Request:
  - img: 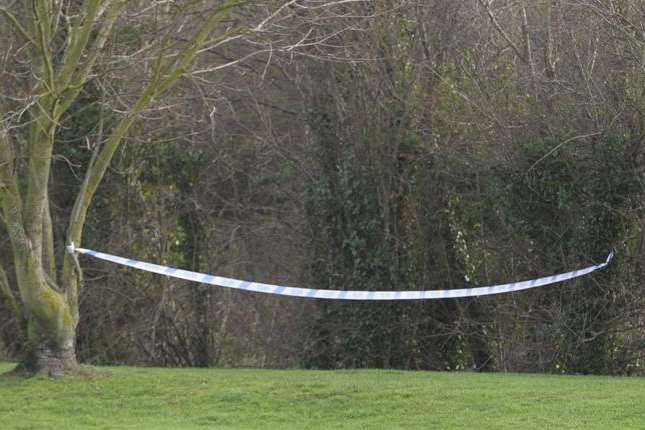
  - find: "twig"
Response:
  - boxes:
[527,131,602,172]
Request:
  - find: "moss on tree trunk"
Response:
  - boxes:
[12,253,79,377]
[18,331,77,377]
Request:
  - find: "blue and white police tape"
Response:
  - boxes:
[66,243,614,300]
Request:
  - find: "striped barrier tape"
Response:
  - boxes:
[67,244,614,300]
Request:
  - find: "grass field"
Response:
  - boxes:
[1,361,644,429]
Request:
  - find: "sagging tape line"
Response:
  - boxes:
[68,245,614,300]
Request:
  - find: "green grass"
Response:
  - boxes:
[1,362,644,429]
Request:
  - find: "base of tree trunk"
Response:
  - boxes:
[15,345,78,378]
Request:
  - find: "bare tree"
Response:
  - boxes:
[0,0,271,375]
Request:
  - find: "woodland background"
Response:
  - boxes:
[1,0,643,375]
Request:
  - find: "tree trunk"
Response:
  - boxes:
[462,300,494,372]
[19,326,77,377]
[12,253,79,377]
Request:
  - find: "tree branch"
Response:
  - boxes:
[32,0,57,93]
[543,0,556,79]
[56,0,105,94]
[42,196,56,281]
[60,1,127,112]
[478,0,527,63]
[155,1,249,95]
[0,127,29,256]
[0,263,23,322]
[66,0,248,248]
[3,120,70,333]
[0,7,37,46]
[521,4,537,97]
[62,0,248,314]
[22,105,57,258]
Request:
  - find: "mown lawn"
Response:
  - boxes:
[1,361,644,429]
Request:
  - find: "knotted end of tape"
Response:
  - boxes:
[66,242,76,254]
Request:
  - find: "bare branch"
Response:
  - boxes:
[477,0,527,63]
[42,196,56,281]
[255,0,298,32]
[0,263,22,322]
[0,127,29,255]
[56,0,103,92]
[527,131,603,172]
[32,0,57,93]
[0,7,37,46]
[543,0,556,79]
[59,0,127,112]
